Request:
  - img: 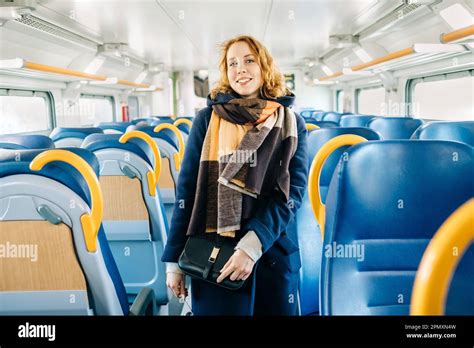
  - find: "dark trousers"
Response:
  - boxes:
[190,247,300,316]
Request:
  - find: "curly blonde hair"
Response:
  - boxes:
[210,35,289,100]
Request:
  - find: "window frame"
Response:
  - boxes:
[405,69,474,117]
[336,90,344,112]
[127,95,140,120]
[0,88,55,134]
[355,85,385,115]
[79,93,116,123]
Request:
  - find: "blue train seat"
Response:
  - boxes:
[130,118,156,125]
[298,127,380,316]
[367,117,423,139]
[340,115,377,128]
[411,121,474,147]
[321,112,342,124]
[320,140,473,315]
[128,125,182,212]
[49,127,103,147]
[305,120,339,129]
[97,122,132,134]
[81,133,169,308]
[173,118,193,143]
[0,148,155,315]
[0,135,55,150]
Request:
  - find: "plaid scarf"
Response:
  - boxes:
[187,96,298,238]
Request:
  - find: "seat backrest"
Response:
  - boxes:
[130,118,155,125]
[0,148,129,315]
[305,120,339,128]
[321,112,342,124]
[127,125,181,204]
[307,127,381,203]
[97,122,132,134]
[367,117,423,140]
[297,127,380,316]
[340,115,377,128]
[411,121,474,147]
[49,127,103,147]
[321,140,473,315]
[0,135,55,150]
[82,133,169,305]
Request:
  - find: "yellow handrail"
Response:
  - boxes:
[308,134,368,238]
[306,124,320,131]
[153,124,185,171]
[319,71,343,81]
[21,61,162,90]
[119,130,162,197]
[410,198,474,315]
[440,24,474,43]
[351,47,415,71]
[318,26,474,81]
[24,61,107,81]
[173,118,193,128]
[30,149,103,253]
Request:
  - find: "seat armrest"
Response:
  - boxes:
[129,287,157,316]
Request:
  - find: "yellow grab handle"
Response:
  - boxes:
[173,118,193,128]
[119,130,162,197]
[306,124,320,131]
[308,134,368,239]
[410,198,474,315]
[153,123,185,171]
[30,149,103,253]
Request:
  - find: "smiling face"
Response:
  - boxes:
[226,41,263,99]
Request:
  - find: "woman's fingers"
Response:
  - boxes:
[217,262,234,283]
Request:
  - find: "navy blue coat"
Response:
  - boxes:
[161,93,308,274]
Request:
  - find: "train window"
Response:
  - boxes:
[0,89,54,134]
[194,70,210,98]
[408,70,473,120]
[77,94,115,125]
[356,86,385,115]
[128,96,139,119]
[336,90,344,112]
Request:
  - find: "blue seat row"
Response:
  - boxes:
[0,147,156,315]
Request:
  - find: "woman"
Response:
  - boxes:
[162,35,308,315]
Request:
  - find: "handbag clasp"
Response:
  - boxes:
[208,246,221,263]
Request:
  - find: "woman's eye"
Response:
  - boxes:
[229,62,236,67]
[246,59,254,64]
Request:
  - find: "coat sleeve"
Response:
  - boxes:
[161,108,210,262]
[242,115,308,253]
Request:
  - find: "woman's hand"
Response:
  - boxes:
[166,272,188,298]
[217,249,255,283]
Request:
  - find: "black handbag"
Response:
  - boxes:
[178,234,246,290]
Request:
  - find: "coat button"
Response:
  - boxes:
[270,260,276,267]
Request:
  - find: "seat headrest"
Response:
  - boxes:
[325,140,473,241]
[412,121,474,147]
[81,133,155,167]
[368,117,423,140]
[0,135,55,150]
[305,120,339,128]
[49,127,103,142]
[321,112,342,124]
[0,148,99,206]
[127,125,180,151]
[339,115,377,128]
[97,122,132,133]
